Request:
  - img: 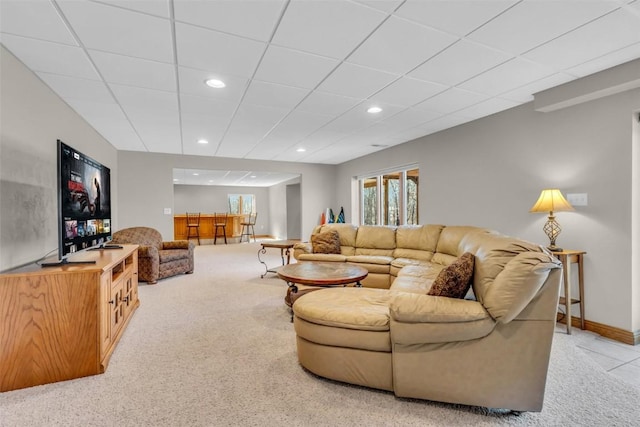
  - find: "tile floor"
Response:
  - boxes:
[560,325,640,390]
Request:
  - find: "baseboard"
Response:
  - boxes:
[557,314,639,345]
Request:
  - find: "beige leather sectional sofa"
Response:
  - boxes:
[291,223,562,412]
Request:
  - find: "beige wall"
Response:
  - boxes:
[0,46,118,270]
[336,79,640,333]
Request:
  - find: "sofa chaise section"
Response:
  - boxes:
[291,226,562,412]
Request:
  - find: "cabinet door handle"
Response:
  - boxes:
[109,299,115,305]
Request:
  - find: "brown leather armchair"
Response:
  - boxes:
[111,226,194,284]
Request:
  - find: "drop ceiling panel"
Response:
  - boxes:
[567,42,640,77]
[459,58,556,97]
[57,0,173,62]
[272,0,387,59]
[409,40,513,87]
[467,1,620,55]
[395,0,517,36]
[97,0,171,18]
[268,110,335,141]
[180,132,222,157]
[371,77,447,107]
[179,94,237,121]
[175,22,265,77]
[414,88,489,115]
[317,62,398,99]
[89,50,176,91]
[37,73,113,103]
[348,16,458,75]
[110,84,178,111]
[133,122,182,154]
[178,67,248,103]
[90,118,146,152]
[376,108,443,130]
[296,91,363,116]
[0,1,77,45]
[0,35,98,79]
[173,0,285,42]
[242,81,310,110]
[523,8,640,70]
[253,45,339,89]
[455,97,520,120]
[353,0,404,14]
[500,73,577,103]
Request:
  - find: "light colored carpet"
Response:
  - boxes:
[1,242,638,426]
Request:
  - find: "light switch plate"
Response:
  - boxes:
[164,208,172,215]
[566,193,588,206]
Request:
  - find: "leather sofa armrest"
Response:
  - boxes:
[162,240,191,250]
[293,242,312,259]
[389,293,495,344]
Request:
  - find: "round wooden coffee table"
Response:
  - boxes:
[278,262,368,312]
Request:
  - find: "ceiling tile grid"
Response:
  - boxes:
[1,0,639,170]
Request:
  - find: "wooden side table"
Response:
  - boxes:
[554,250,586,334]
[258,240,296,278]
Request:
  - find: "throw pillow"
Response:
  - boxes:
[311,230,341,254]
[428,252,475,299]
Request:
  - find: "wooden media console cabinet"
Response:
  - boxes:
[0,245,139,392]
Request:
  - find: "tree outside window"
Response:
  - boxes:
[360,167,418,226]
[228,194,255,215]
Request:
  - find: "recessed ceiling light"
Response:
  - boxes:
[205,78,225,88]
[296,148,306,152]
[192,173,199,176]
[197,139,208,144]
[173,178,179,182]
[250,175,256,178]
[367,106,382,114]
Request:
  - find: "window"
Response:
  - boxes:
[228,194,255,215]
[359,167,418,226]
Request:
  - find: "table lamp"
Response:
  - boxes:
[530,189,574,252]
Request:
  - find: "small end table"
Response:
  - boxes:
[554,250,586,334]
[258,240,296,278]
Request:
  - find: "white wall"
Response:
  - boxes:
[336,81,640,333]
[117,150,334,241]
[0,47,118,270]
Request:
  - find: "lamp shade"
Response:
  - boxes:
[530,189,574,214]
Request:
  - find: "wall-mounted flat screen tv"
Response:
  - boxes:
[44,140,113,266]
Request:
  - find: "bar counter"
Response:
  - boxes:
[174,214,244,241]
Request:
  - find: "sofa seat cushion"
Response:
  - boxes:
[295,316,391,352]
[158,249,189,263]
[389,275,433,294]
[294,287,392,332]
[345,255,393,265]
[297,253,347,262]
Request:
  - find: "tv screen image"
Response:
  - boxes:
[45,140,114,265]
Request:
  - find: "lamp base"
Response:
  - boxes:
[547,245,563,252]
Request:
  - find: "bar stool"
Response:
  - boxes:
[186,212,200,245]
[240,212,257,243]
[214,212,228,245]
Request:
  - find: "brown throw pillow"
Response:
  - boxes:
[428,252,475,299]
[311,230,341,254]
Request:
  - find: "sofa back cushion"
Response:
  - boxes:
[458,232,560,322]
[112,226,162,250]
[355,225,396,257]
[394,225,444,261]
[318,223,357,256]
[431,226,489,265]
